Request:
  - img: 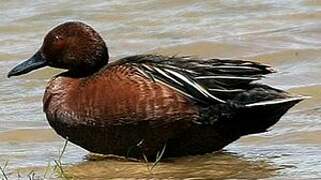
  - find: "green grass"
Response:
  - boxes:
[0,161,8,180]
[0,139,71,180]
[152,143,167,171]
[141,142,167,174]
[0,138,168,179]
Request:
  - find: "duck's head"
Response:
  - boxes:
[8,21,109,77]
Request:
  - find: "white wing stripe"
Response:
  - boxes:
[210,65,262,70]
[151,66,184,87]
[208,88,245,92]
[142,64,154,71]
[164,69,226,103]
[245,96,308,107]
[195,76,259,80]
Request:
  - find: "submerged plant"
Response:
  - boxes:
[152,143,167,171]
[51,138,72,179]
[0,139,71,180]
[0,161,8,180]
[141,142,167,174]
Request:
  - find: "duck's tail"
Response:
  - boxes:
[234,95,307,136]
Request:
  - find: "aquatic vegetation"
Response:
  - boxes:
[0,140,71,180]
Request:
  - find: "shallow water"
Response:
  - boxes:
[1,0,321,179]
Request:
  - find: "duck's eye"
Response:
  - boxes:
[55,35,63,41]
[54,35,65,50]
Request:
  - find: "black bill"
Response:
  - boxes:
[7,51,47,78]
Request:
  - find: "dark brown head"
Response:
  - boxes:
[8,21,109,77]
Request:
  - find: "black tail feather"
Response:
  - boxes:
[234,97,305,135]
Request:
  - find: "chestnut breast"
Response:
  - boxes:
[43,64,199,127]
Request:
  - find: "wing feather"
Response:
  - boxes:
[118,55,275,104]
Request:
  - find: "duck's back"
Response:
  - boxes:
[43,55,304,158]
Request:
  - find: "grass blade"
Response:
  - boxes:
[151,143,167,170]
[0,161,8,180]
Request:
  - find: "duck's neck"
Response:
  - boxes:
[61,62,108,78]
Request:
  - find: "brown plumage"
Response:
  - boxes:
[8,21,305,159]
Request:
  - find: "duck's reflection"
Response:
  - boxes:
[65,151,279,179]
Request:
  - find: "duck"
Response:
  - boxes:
[8,21,305,160]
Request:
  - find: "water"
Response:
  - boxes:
[1,0,321,179]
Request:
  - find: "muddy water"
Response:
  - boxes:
[1,0,321,179]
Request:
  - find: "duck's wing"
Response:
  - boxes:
[118,54,275,104]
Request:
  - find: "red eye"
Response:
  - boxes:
[54,35,65,50]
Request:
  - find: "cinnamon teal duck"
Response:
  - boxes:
[8,22,305,159]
